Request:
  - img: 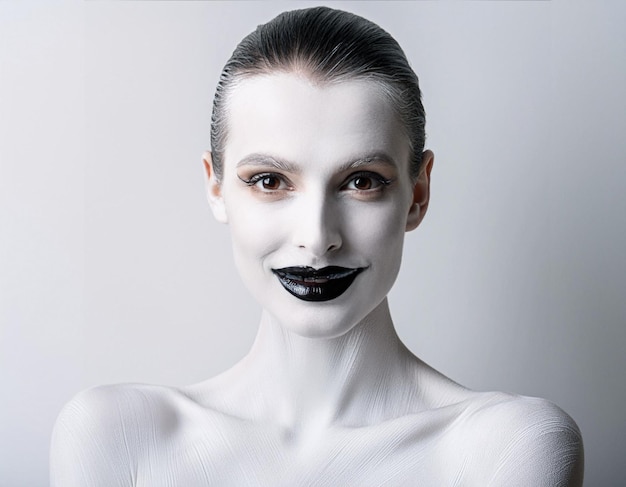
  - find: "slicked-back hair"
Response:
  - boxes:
[210,6,426,181]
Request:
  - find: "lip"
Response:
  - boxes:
[272,266,366,302]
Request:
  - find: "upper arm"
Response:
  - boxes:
[50,386,138,487]
[484,397,584,487]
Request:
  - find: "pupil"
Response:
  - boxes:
[263,177,278,189]
[355,177,371,190]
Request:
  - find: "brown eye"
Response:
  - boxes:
[343,172,390,192]
[238,172,290,192]
[353,176,372,190]
[261,176,281,190]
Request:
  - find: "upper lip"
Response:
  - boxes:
[272,266,365,283]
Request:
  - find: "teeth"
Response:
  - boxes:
[285,269,356,282]
[303,276,330,283]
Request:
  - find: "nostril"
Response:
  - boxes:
[291,199,342,255]
[295,236,341,254]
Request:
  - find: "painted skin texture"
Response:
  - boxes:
[50,74,583,486]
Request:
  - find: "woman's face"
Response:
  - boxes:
[206,72,431,338]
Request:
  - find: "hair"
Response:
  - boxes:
[210,6,426,181]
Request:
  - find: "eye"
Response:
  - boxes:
[351,176,375,191]
[342,172,392,192]
[258,175,281,190]
[238,172,291,192]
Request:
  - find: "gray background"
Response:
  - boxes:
[1,1,625,485]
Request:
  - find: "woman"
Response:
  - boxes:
[51,7,583,486]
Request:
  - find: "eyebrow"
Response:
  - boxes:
[339,153,397,172]
[236,153,298,172]
[236,152,398,173]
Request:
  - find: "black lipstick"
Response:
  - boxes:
[272,266,365,302]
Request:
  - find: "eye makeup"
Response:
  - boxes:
[237,170,394,195]
[237,172,295,195]
[341,171,393,192]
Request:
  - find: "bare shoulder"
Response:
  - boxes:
[50,383,188,487]
[52,382,186,438]
[463,391,584,486]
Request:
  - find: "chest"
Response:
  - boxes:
[134,415,483,487]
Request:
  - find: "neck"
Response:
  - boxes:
[239,298,419,430]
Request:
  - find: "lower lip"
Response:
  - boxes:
[272,267,365,302]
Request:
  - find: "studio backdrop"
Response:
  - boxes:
[1,1,625,485]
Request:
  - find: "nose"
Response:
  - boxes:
[291,190,342,257]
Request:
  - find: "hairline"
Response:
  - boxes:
[214,68,417,181]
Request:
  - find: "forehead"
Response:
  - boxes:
[222,73,410,172]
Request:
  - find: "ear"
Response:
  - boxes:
[202,151,228,223]
[406,150,434,232]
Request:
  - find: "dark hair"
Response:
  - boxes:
[210,6,426,180]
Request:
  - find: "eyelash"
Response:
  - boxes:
[341,171,392,192]
[238,173,291,191]
[237,171,393,194]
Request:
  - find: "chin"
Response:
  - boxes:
[243,267,397,339]
[282,316,358,339]
[266,293,384,340]
[282,322,359,340]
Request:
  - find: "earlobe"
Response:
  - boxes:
[406,150,434,232]
[202,151,228,224]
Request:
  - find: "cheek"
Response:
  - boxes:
[226,199,284,261]
[344,199,408,252]
[351,201,408,289]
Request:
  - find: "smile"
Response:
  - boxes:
[271,266,366,302]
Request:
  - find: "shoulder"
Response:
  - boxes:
[52,383,184,439]
[464,392,584,486]
[50,383,187,487]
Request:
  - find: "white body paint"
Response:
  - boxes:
[50,74,583,486]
